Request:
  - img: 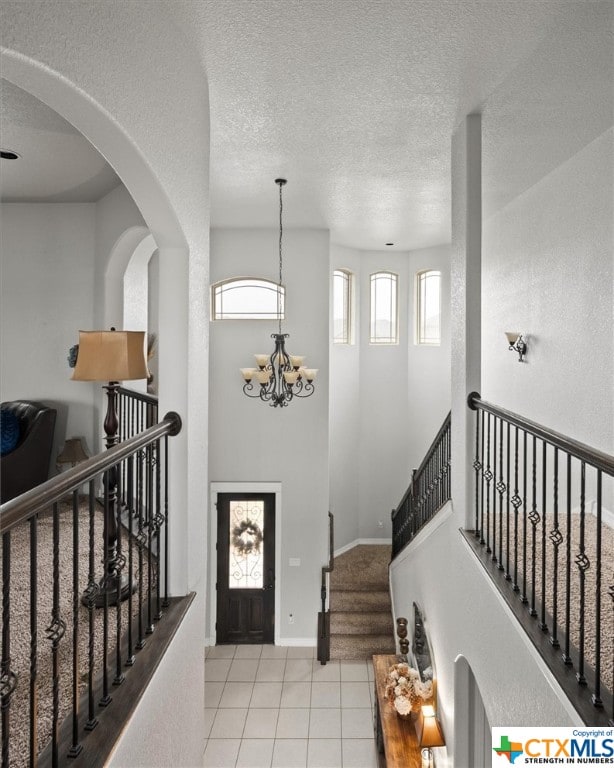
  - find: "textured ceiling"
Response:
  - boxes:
[1,1,611,250]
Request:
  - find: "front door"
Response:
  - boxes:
[216,493,275,644]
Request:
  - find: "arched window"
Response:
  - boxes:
[415,270,441,345]
[211,278,284,320]
[370,271,398,344]
[333,269,354,344]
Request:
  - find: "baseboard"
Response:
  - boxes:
[334,537,390,558]
[205,637,316,647]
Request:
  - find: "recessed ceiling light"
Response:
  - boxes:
[1,149,20,160]
[385,242,394,246]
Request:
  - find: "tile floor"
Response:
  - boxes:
[204,645,379,768]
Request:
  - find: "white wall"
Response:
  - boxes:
[0,203,97,463]
[329,244,452,548]
[482,128,614,455]
[208,227,330,642]
[329,244,362,547]
[407,244,451,468]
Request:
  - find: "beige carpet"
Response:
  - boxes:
[329,544,396,660]
[1,502,147,768]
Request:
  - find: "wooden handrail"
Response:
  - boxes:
[468,392,613,475]
[0,411,182,534]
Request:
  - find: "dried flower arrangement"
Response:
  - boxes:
[384,662,433,717]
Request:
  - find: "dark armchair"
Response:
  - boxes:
[0,400,57,504]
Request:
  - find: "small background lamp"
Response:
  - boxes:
[417,705,445,768]
[505,331,527,362]
[72,328,148,605]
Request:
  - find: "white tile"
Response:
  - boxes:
[236,738,275,768]
[205,658,232,682]
[340,682,371,708]
[341,739,379,768]
[308,708,342,739]
[257,659,286,682]
[276,708,310,738]
[261,645,289,659]
[220,682,255,708]
[228,659,259,682]
[311,682,341,709]
[251,682,283,708]
[208,645,237,659]
[339,662,369,682]
[287,646,315,659]
[244,708,280,738]
[205,681,225,708]
[235,644,264,659]
[210,708,248,739]
[203,739,241,767]
[284,659,313,682]
[204,709,217,739]
[341,709,373,740]
[308,738,342,768]
[281,681,312,708]
[272,738,308,768]
[312,661,341,682]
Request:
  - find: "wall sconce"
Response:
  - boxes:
[505,331,527,363]
[417,704,445,768]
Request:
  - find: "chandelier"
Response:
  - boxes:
[240,178,317,407]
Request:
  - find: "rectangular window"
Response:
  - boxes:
[415,270,441,345]
[370,272,398,344]
[333,269,353,344]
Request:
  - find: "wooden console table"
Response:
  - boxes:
[372,654,423,768]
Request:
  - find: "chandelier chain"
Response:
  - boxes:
[278,180,283,335]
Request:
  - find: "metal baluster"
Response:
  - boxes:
[521,431,528,605]
[146,443,154,635]
[563,454,572,666]
[163,435,170,607]
[528,435,539,617]
[114,461,125,687]
[47,502,66,767]
[99,483,112,708]
[549,448,562,648]
[511,425,521,592]
[29,515,38,767]
[2,531,17,768]
[136,447,146,650]
[491,416,497,561]
[485,413,492,553]
[155,438,163,620]
[497,417,506,570]
[480,411,485,544]
[576,461,588,686]
[539,441,548,632]
[592,470,603,707]
[505,421,511,580]
[84,483,98,730]
[126,455,136,666]
[68,491,83,757]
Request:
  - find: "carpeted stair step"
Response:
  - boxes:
[330,633,396,660]
[330,610,394,635]
[329,589,391,612]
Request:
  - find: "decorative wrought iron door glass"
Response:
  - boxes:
[229,500,264,589]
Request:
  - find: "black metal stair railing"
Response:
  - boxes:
[391,412,451,558]
[0,411,182,768]
[467,392,614,726]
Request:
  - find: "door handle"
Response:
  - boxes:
[262,568,275,591]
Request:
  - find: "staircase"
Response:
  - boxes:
[329,544,396,660]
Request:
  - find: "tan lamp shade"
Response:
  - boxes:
[57,438,89,465]
[417,705,445,749]
[71,330,149,382]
